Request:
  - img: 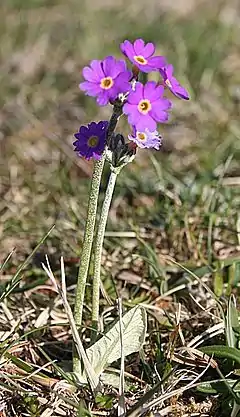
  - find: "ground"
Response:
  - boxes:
[0,0,240,416]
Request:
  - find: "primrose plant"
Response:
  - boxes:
[72,39,189,375]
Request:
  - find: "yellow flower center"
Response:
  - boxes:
[100,76,114,90]
[87,136,99,148]
[134,55,147,65]
[138,99,151,114]
[165,79,172,88]
[137,132,147,141]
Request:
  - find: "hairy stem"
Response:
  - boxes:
[73,154,105,372]
[91,170,118,340]
[106,102,123,144]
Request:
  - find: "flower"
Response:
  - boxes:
[120,39,166,73]
[123,81,172,131]
[159,64,189,100]
[79,56,132,106]
[128,127,161,149]
[73,121,108,160]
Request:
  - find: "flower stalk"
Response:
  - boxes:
[73,154,105,372]
[91,169,118,340]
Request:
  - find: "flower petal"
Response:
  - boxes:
[79,81,102,96]
[96,92,110,106]
[127,82,143,104]
[173,86,189,100]
[166,64,174,78]
[142,42,155,58]
[151,98,172,113]
[148,55,167,70]
[133,39,145,54]
[123,102,137,116]
[102,56,126,78]
[120,40,135,58]
[124,104,142,126]
[170,77,189,100]
[90,60,105,78]
[114,71,131,93]
[98,120,109,130]
[150,105,170,123]
[135,114,157,131]
[112,58,127,75]
[143,81,160,101]
[79,125,90,137]
[82,66,100,82]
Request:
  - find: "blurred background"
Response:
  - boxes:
[0,0,239,268]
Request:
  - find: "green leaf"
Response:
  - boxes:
[200,345,240,365]
[95,393,113,409]
[213,269,223,297]
[197,379,240,394]
[79,306,147,383]
[100,371,121,388]
[226,295,240,348]
[227,262,240,295]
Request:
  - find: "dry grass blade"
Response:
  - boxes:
[117,297,126,417]
[127,361,212,417]
[0,250,15,273]
[187,322,224,348]
[167,256,225,317]
[173,346,218,368]
[42,255,100,393]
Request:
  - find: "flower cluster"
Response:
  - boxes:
[74,39,189,161]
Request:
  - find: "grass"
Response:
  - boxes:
[0,0,240,415]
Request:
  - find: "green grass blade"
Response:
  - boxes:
[0,249,15,273]
[0,225,55,302]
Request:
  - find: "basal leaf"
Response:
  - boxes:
[79,306,147,383]
[200,345,240,365]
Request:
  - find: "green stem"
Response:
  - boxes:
[73,154,105,372]
[91,170,118,339]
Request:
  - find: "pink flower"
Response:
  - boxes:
[128,127,161,149]
[123,81,172,131]
[120,39,166,73]
[80,56,132,106]
[159,64,189,100]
